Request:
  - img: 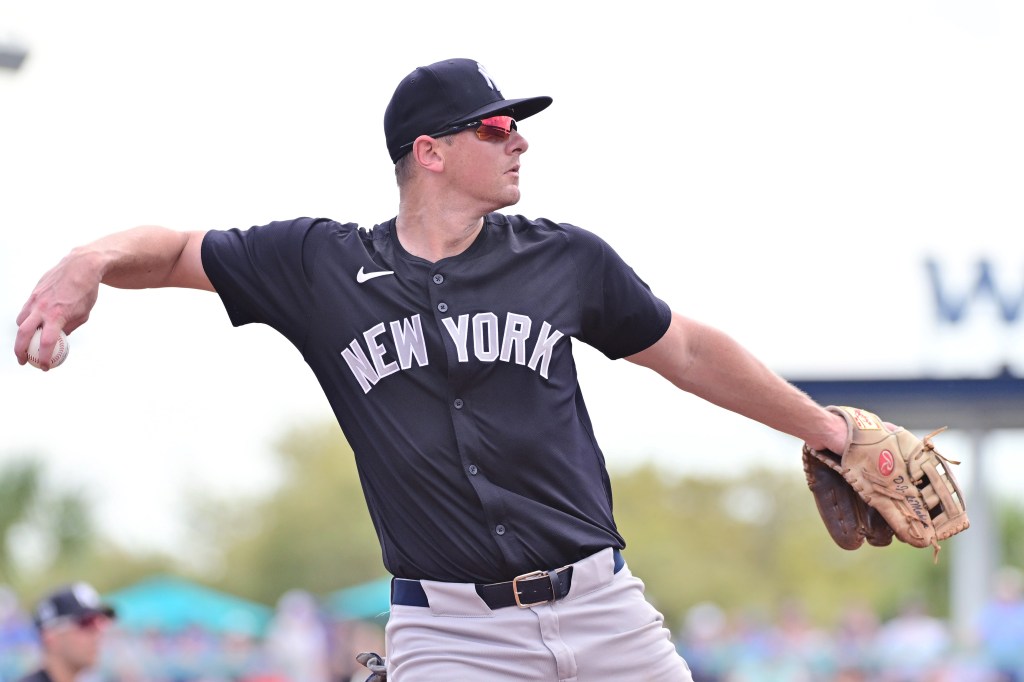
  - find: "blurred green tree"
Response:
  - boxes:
[610,462,957,630]
[999,499,1024,569]
[0,455,178,606]
[190,420,383,605]
[0,458,41,582]
[0,457,100,584]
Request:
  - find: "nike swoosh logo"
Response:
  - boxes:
[356,266,395,284]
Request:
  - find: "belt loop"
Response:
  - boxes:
[547,569,569,601]
[613,548,625,573]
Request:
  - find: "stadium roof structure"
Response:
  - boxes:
[790,367,1024,431]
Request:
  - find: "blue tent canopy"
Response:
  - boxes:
[104,575,273,638]
[324,576,392,622]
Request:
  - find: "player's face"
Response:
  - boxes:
[47,614,109,669]
[446,122,529,212]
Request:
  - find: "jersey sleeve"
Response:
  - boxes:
[567,225,672,359]
[200,217,331,347]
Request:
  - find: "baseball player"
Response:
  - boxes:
[19,582,116,682]
[15,58,852,680]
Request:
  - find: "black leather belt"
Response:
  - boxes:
[391,549,624,610]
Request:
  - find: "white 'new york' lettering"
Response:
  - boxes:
[441,312,564,378]
[473,313,500,362]
[500,313,532,364]
[342,311,565,393]
[391,315,429,369]
[527,321,564,379]
[342,314,429,394]
[442,315,471,362]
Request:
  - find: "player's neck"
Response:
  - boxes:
[41,655,80,682]
[395,205,486,262]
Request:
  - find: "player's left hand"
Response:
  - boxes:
[803,406,970,561]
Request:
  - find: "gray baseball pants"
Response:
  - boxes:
[385,548,694,681]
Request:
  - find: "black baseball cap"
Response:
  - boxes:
[384,58,552,163]
[33,582,116,630]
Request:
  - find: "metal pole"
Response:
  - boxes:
[950,429,998,642]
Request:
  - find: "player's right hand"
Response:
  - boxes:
[14,249,102,367]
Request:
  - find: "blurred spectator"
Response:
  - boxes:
[327,620,387,682]
[771,598,834,679]
[1,586,37,681]
[975,566,1024,682]
[871,596,952,682]
[18,582,116,682]
[722,602,818,682]
[676,601,730,681]
[264,589,330,682]
[7,577,1024,682]
[832,601,882,679]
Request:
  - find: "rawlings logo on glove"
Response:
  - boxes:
[803,406,970,561]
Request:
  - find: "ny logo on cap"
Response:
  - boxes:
[477,63,499,92]
[73,582,102,607]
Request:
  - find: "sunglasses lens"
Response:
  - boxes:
[76,614,102,629]
[476,116,516,142]
[481,115,514,132]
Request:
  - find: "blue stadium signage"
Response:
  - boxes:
[926,259,1024,325]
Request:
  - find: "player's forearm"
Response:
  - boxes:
[630,314,848,452]
[18,226,208,334]
[76,225,199,290]
[15,226,211,363]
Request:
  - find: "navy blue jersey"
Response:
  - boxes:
[201,213,672,583]
[16,670,53,682]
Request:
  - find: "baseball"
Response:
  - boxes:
[27,328,70,370]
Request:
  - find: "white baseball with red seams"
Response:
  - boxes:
[27,328,70,369]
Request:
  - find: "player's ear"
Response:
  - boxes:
[411,136,446,174]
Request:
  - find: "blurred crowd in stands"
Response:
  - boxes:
[3,567,1024,682]
[676,567,1024,681]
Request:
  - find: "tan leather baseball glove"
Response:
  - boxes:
[803,405,970,561]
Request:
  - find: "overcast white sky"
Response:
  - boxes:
[2,0,1023,556]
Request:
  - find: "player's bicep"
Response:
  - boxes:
[165,230,215,291]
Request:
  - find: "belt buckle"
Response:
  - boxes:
[512,570,549,608]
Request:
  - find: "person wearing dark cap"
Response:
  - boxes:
[15,58,852,680]
[19,582,115,682]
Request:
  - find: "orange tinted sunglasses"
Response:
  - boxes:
[471,116,517,142]
[401,116,518,153]
[75,614,106,630]
[46,613,107,631]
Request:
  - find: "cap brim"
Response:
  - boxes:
[455,95,553,126]
[83,605,117,620]
[35,605,116,630]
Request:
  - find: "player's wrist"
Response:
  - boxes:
[66,243,112,285]
[804,406,851,454]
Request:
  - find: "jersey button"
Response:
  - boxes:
[468,464,479,475]
[453,398,464,409]
[495,524,506,536]
[432,274,444,285]
[437,302,448,313]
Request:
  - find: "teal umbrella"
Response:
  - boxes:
[325,576,392,621]
[104,575,273,638]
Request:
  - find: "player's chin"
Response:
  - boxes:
[498,185,522,207]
